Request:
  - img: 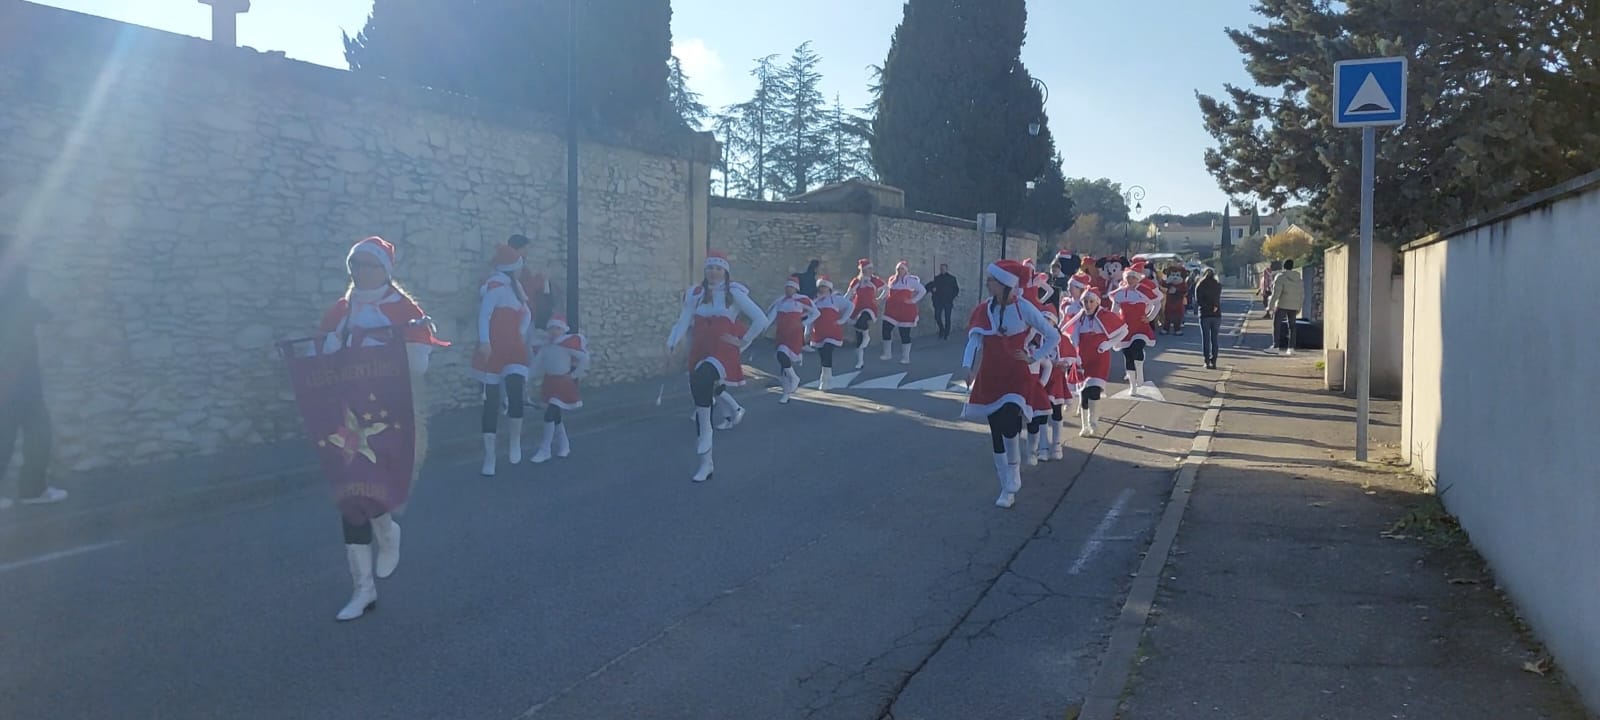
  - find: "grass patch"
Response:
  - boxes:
[1383,495,1467,547]
[1314,360,1326,371]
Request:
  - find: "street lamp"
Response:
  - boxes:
[1123,185,1146,217]
[1028,78,1049,136]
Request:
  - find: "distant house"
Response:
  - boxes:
[1152,212,1290,254]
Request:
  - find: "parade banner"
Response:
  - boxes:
[279,330,415,523]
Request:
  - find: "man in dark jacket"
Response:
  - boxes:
[1196,268,1224,369]
[926,264,960,340]
[0,235,67,508]
[796,259,821,299]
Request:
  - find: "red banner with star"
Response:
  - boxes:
[279,330,416,523]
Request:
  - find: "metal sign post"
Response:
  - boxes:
[1333,57,1406,461]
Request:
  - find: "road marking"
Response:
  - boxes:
[0,540,125,575]
[1069,489,1135,576]
[852,372,907,390]
[900,373,954,392]
[806,370,859,390]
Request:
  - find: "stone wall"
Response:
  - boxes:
[709,197,1039,338]
[0,1,713,472]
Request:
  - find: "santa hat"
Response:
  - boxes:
[1128,258,1149,277]
[705,251,731,272]
[785,275,801,290]
[347,236,395,276]
[546,313,569,333]
[857,258,873,269]
[817,276,834,290]
[1033,272,1051,289]
[986,259,1028,289]
[1080,256,1097,271]
[895,259,909,271]
[492,245,524,273]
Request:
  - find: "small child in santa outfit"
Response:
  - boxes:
[767,275,821,404]
[809,276,853,391]
[528,314,588,464]
[845,259,885,369]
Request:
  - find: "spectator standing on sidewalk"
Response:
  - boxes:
[795,259,821,299]
[0,234,68,509]
[1268,259,1304,355]
[1196,268,1223,369]
[926,264,960,340]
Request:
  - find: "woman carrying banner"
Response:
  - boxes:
[473,245,533,477]
[809,276,853,391]
[767,275,821,404]
[845,259,884,369]
[528,313,588,463]
[877,260,927,364]
[961,260,1059,510]
[317,236,448,622]
[667,251,770,482]
[1064,288,1128,437]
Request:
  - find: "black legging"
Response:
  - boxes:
[986,404,1024,453]
[818,344,835,368]
[1122,339,1147,365]
[1027,414,1047,434]
[545,405,563,424]
[881,321,911,344]
[854,314,873,347]
[482,375,526,433]
[343,517,373,545]
[934,302,954,338]
[1052,404,1064,421]
[690,361,724,408]
[1080,386,1103,409]
[777,352,793,370]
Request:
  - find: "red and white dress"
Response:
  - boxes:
[319,286,450,372]
[533,332,589,410]
[471,273,532,384]
[1064,307,1129,391]
[768,293,821,361]
[961,297,1060,420]
[667,281,769,386]
[1108,280,1161,347]
[810,293,854,347]
[846,274,884,323]
[880,273,927,328]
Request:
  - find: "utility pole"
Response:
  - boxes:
[564,0,581,332]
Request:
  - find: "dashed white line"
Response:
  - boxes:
[0,540,125,574]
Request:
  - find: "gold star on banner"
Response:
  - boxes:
[318,440,328,448]
[379,410,389,419]
[363,412,374,421]
[325,406,389,464]
[368,393,378,402]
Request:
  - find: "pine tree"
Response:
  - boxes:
[1198,0,1600,245]
[668,56,709,130]
[819,94,875,185]
[715,55,783,199]
[768,42,830,197]
[343,0,676,131]
[873,0,1053,224]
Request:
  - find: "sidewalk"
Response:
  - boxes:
[1103,336,1592,717]
[0,342,791,556]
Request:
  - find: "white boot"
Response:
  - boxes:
[1037,423,1054,463]
[855,346,866,369]
[1134,360,1146,388]
[507,418,523,465]
[993,453,1016,509]
[819,367,833,392]
[371,514,401,579]
[693,407,715,482]
[480,433,497,476]
[1003,435,1024,494]
[1079,406,1093,437]
[553,423,571,458]
[531,421,556,463]
[336,545,378,622]
[1024,429,1040,467]
[1085,404,1099,436]
[900,342,912,365]
[715,392,745,430]
[780,368,799,404]
[880,340,893,361]
[1049,419,1065,460]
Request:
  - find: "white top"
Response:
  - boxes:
[666,281,770,351]
[962,299,1058,368]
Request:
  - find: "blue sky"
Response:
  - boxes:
[34,0,1266,214]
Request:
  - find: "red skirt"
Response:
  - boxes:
[542,374,582,410]
[962,332,1034,420]
[811,316,846,347]
[775,312,807,360]
[472,306,530,384]
[1077,331,1115,389]
[883,290,919,327]
[1046,363,1073,405]
[689,316,747,386]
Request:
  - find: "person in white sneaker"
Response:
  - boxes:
[666,251,770,482]
[0,235,67,508]
[314,236,448,622]
[1268,259,1304,355]
[527,313,588,464]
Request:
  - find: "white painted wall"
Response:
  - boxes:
[1323,241,1404,398]
[1402,170,1600,711]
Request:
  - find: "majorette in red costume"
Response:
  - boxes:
[667,251,770,482]
[961,259,1060,510]
[767,275,821,404]
[314,236,448,622]
[809,276,854,391]
[473,245,534,476]
[1063,287,1128,437]
[1068,256,1106,299]
[877,259,928,364]
[528,313,589,464]
[1030,271,1072,463]
[845,258,885,369]
[1107,258,1166,401]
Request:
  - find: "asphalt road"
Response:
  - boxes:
[0,295,1256,720]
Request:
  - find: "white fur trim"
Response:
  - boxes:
[961,395,1029,421]
[705,256,731,272]
[986,263,1020,288]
